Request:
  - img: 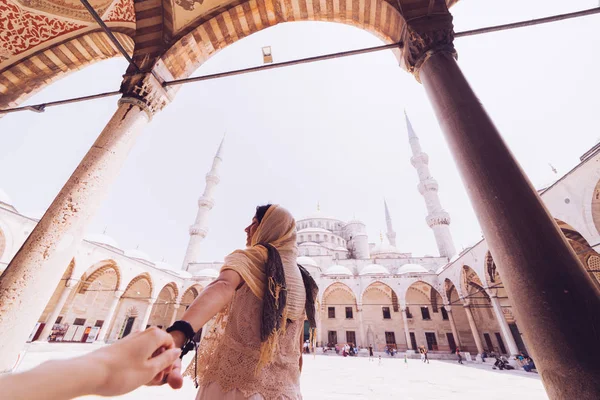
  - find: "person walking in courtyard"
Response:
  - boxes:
[419,346,425,362]
[369,344,374,361]
[423,347,430,364]
[155,204,319,399]
[456,347,464,364]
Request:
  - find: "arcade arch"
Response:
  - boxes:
[444,278,478,353]
[405,281,452,352]
[148,282,179,329]
[176,284,203,320]
[108,273,153,340]
[321,282,359,347]
[362,281,402,351]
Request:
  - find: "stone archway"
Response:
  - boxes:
[405,280,451,352]
[109,273,153,340]
[554,219,600,288]
[362,281,401,351]
[321,282,358,347]
[148,282,179,329]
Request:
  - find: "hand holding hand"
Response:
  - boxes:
[87,327,181,396]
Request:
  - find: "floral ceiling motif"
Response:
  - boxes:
[15,0,114,22]
[104,0,135,23]
[0,0,84,62]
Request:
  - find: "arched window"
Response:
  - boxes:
[324,235,328,242]
[308,235,312,242]
[299,235,304,242]
[316,234,320,242]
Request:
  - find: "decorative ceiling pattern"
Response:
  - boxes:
[15,0,114,22]
[0,0,85,62]
[104,0,135,23]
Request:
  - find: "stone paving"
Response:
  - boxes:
[17,345,548,399]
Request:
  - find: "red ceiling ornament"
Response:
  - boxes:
[104,0,135,23]
[0,0,84,61]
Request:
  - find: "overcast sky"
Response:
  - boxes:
[1,0,599,267]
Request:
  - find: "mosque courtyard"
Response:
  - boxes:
[17,344,547,399]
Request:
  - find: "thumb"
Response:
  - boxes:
[149,348,180,372]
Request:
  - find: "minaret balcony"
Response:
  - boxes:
[205,173,221,185]
[189,225,209,237]
[426,212,451,227]
[198,196,215,209]
[410,153,429,167]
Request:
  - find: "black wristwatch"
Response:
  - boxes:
[166,320,196,359]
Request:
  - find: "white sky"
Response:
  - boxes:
[0,0,599,266]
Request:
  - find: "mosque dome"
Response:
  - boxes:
[297,256,318,267]
[297,227,330,234]
[85,233,120,249]
[334,246,349,252]
[370,242,402,257]
[359,263,389,276]
[346,219,365,225]
[323,264,353,276]
[125,249,152,261]
[173,270,192,279]
[0,188,12,205]
[194,268,219,278]
[299,242,320,247]
[155,261,176,271]
[396,263,428,274]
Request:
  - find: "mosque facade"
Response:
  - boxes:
[1,117,599,360]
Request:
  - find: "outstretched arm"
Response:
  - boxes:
[0,327,180,400]
[155,269,243,388]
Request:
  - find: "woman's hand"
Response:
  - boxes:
[88,327,181,396]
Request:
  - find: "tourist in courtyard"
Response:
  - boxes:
[304,340,310,354]
[369,344,374,361]
[419,346,425,362]
[423,347,430,364]
[0,327,181,400]
[456,347,464,364]
[154,204,319,399]
[522,356,536,372]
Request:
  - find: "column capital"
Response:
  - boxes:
[65,278,79,288]
[113,290,124,299]
[400,12,456,82]
[173,304,181,309]
[147,298,156,304]
[444,305,452,312]
[120,72,174,119]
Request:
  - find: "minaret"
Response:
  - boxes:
[406,111,456,259]
[182,137,225,270]
[384,199,397,247]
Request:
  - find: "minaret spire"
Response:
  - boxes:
[384,199,397,247]
[182,136,225,270]
[406,113,456,259]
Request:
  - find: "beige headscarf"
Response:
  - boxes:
[221,204,298,301]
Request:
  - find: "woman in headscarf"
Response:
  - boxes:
[158,204,318,400]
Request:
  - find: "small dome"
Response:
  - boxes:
[397,263,428,274]
[359,263,389,276]
[85,233,120,249]
[297,256,318,267]
[299,242,320,246]
[155,261,175,270]
[371,242,401,256]
[125,249,152,261]
[194,268,219,278]
[173,270,192,279]
[324,264,353,276]
[297,227,331,234]
[0,188,12,205]
[334,246,348,252]
[346,219,365,225]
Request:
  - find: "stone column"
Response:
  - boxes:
[401,308,412,352]
[37,278,78,342]
[357,303,365,348]
[139,299,155,331]
[401,9,600,398]
[463,304,483,354]
[169,304,180,327]
[489,295,519,355]
[315,311,322,347]
[97,290,124,343]
[0,73,172,372]
[445,305,461,348]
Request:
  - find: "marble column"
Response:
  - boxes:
[98,290,124,342]
[463,304,483,354]
[139,299,155,331]
[400,9,600,397]
[315,312,322,347]
[169,304,180,327]
[0,73,172,372]
[489,295,519,355]
[401,308,412,351]
[38,278,78,342]
[445,305,461,348]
